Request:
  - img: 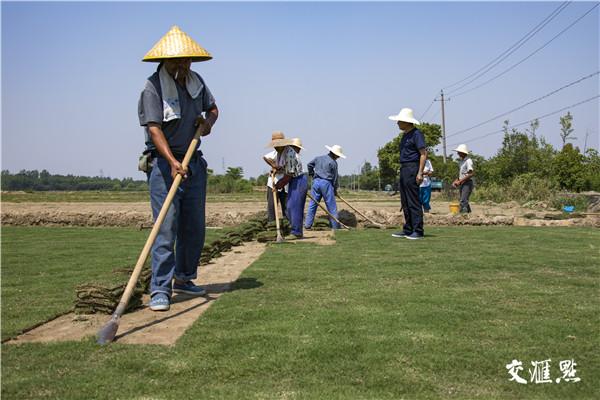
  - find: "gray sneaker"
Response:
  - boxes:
[391,232,409,238]
[173,281,207,296]
[405,232,424,240]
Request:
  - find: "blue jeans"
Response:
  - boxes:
[147,155,207,297]
[305,178,339,229]
[286,174,308,236]
[419,185,432,211]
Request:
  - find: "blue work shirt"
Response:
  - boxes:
[399,128,426,163]
[307,154,339,189]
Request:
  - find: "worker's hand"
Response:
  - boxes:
[195,116,212,137]
[416,173,423,185]
[170,160,188,180]
[452,179,460,188]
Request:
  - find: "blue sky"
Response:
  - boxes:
[2,1,598,179]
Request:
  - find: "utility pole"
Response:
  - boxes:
[584,129,589,153]
[440,90,448,163]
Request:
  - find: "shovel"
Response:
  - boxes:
[271,171,284,243]
[97,117,207,345]
[336,193,385,228]
[307,192,350,230]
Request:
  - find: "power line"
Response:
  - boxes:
[443,1,571,91]
[419,97,437,120]
[446,71,599,139]
[447,95,600,148]
[448,2,599,98]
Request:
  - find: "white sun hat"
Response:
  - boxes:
[454,144,470,154]
[325,145,346,159]
[388,108,420,125]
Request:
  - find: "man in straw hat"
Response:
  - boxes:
[388,108,427,240]
[138,26,219,311]
[263,131,287,222]
[304,145,346,230]
[452,144,475,213]
[275,138,308,238]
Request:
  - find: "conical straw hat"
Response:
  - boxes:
[142,26,212,62]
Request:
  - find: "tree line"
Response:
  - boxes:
[3,112,598,198]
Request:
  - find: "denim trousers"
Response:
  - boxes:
[305,178,339,229]
[399,165,424,236]
[286,174,308,236]
[147,155,207,297]
[419,185,432,211]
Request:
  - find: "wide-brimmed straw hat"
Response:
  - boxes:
[388,108,420,125]
[273,138,305,150]
[454,144,470,154]
[265,131,285,148]
[325,145,346,159]
[142,26,212,62]
[289,138,304,150]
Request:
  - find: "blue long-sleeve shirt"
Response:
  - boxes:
[307,154,339,189]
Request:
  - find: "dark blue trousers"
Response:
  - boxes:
[286,174,308,236]
[400,164,424,236]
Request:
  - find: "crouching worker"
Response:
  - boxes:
[138,26,219,311]
[305,145,346,230]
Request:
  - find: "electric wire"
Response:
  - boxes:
[446,71,599,139]
[447,95,599,148]
[419,97,437,120]
[448,2,599,98]
[443,1,571,91]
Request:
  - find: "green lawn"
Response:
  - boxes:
[1,227,221,339]
[1,189,398,203]
[2,227,598,399]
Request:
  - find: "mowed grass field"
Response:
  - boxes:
[2,189,398,203]
[2,226,599,399]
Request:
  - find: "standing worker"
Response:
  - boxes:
[452,144,475,213]
[275,138,308,238]
[388,108,427,240]
[138,26,219,311]
[263,131,287,222]
[304,145,346,230]
[419,156,434,213]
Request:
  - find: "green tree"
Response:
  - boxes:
[225,167,244,180]
[559,112,576,148]
[552,143,586,191]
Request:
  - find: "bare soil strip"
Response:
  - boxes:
[6,231,334,346]
[3,200,598,227]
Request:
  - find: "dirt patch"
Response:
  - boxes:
[3,200,599,228]
[6,231,335,346]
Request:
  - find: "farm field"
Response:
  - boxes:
[4,190,598,229]
[2,226,599,399]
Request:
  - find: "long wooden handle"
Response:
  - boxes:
[336,194,382,226]
[113,120,205,317]
[271,172,283,240]
[307,192,350,229]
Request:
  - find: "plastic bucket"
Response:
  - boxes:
[449,202,460,214]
